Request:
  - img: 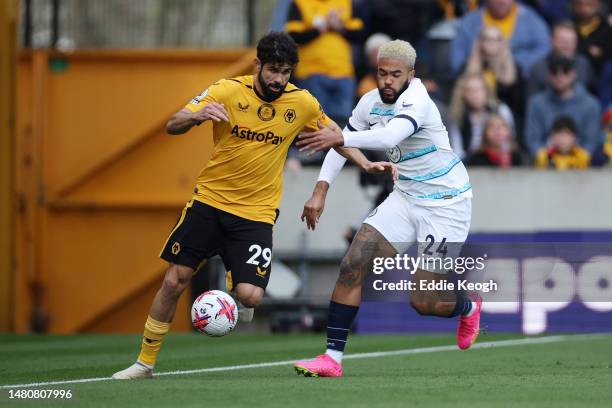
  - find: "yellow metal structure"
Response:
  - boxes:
[14,48,255,333]
[0,0,19,332]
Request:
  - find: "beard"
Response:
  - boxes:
[378,80,409,104]
[257,70,286,100]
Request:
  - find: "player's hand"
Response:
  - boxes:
[297,121,344,155]
[193,102,229,123]
[363,161,399,181]
[301,193,325,230]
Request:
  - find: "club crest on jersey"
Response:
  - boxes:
[284,108,296,123]
[257,103,276,121]
[171,242,181,255]
[387,146,401,163]
[238,101,249,112]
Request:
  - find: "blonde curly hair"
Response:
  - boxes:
[377,39,417,70]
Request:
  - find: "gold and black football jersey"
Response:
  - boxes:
[184,75,329,225]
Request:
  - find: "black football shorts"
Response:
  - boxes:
[160,200,274,290]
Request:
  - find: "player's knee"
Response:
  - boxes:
[239,294,261,308]
[235,284,263,308]
[162,264,192,297]
[410,298,436,316]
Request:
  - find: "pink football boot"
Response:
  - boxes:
[294,354,343,378]
[457,294,483,350]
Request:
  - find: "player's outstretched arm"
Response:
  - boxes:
[334,147,398,181]
[300,145,397,230]
[324,121,383,173]
[297,116,415,152]
[166,103,229,135]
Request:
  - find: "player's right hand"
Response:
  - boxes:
[193,102,229,123]
[363,161,399,181]
[301,194,325,231]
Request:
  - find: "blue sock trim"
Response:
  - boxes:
[326,301,359,352]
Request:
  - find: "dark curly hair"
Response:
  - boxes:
[550,115,577,135]
[256,31,299,66]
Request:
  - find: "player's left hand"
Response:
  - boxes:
[301,193,325,230]
[363,161,399,181]
[297,121,344,155]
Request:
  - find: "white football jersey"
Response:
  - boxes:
[347,78,472,206]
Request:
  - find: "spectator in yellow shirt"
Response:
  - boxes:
[536,115,591,169]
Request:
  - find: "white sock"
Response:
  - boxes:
[464,301,477,317]
[325,349,343,364]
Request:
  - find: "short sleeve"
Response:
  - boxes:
[184,81,226,112]
[302,94,331,132]
[346,94,372,131]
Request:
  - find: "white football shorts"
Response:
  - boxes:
[363,189,472,273]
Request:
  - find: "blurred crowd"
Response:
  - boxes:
[279,0,612,171]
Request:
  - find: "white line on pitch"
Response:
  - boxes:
[0,334,608,389]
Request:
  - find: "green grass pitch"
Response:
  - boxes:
[1,332,611,407]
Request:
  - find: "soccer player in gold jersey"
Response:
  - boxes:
[112,32,395,380]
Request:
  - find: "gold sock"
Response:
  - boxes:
[137,315,170,367]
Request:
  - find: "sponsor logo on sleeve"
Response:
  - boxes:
[190,88,209,105]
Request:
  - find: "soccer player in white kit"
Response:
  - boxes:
[294,40,481,378]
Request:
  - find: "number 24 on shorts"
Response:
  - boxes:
[423,235,448,257]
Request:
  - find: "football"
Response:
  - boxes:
[191,290,238,337]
